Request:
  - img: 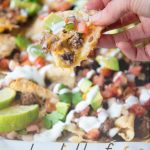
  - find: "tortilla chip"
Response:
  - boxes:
[69,136,97,143]
[115,113,135,141]
[46,64,75,88]
[9,78,58,101]
[41,10,103,68]
[0,5,27,33]
[65,123,85,137]
[0,34,16,58]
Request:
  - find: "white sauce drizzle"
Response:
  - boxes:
[139,88,150,105]
[86,70,95,79]
[51,21,66,35]
[59,88,70,95]
[34,121,65,142]
[78,116,101,132]
[97,108,108,124]
[2,66,45,86]
[124,95,139,109]
[77,78,86,87]
[113,71,122,82]
[53,83,61,94]
[86,85,99,104]
[72,87,80,93]
[108,128,120,137]
[75,101,88,113]
[107,100,123,118]
[39,64,52,78]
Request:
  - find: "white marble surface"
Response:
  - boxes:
[0,138,149,150]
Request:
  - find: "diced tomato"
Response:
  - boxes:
[20,52,28,62]
[0,58,9,70]
[129,104,147,117]
[102,84,122,99]
[2,0,9,8]
[92,75,105,86]
[129,66,142,76]
[143,99,150,107]
[99,68,112,77]
[77,21,89,34]
[86,129,101,140]
[123,86,136,98]
[53,2,71,11]
[113,73,128,87]
[80,106,90,116]
[35,57,45,68]
[102,90,113,99]
[45,99,56,113]
[26,124,39,133]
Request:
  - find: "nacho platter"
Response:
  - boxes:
[0,0,149,150]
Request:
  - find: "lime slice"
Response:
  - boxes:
[0,105,39,132]
[0,88,16,110]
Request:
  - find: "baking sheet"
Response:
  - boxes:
[0,138,150,150]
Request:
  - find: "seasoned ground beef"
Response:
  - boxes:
[20,92,42,106]
[100,119,114,134]
[135,117,150,138]
[60,51,75,64]
[68,32,83,49]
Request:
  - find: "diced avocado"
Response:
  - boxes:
[58,88,72,104]
[11,0,41,16]
[43,111,64,129]
[16,35,30,50]
[78,78,92,93]
[44,14,65,31]
[96,56,119,71]
[56,102,70,116]
[25,3,41,16]
[91,92,103,111]
[43,115,52,129]
[72,89,82,106]
[65,23,75,32]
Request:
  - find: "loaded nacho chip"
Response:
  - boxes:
[41,10,103,68]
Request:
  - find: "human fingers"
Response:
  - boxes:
[90,0,150,26]
[117,41,150,61]
[85,0,111,10]
[99,17,150,48]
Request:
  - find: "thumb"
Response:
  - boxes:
[90,0,150,26]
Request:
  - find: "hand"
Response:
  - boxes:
[86,0,150,61]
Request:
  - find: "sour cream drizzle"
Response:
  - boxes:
[2,66,45,86]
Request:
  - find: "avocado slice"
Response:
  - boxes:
[58,88,72,104]
[78,78,92,93]
[56,102,70,116]
[43,111,65,129]
[96,56,119,71]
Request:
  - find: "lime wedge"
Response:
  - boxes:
[0,88,16,110]
[0,105,39,132]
